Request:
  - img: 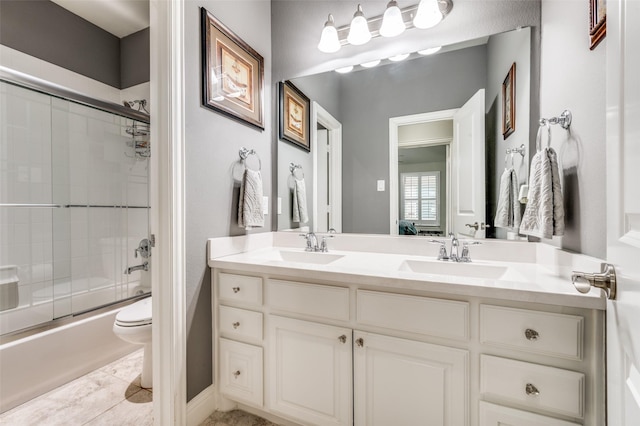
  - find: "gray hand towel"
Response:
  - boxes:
[238,168,264,229]
[494,168,521,229]
[292,178,309,224]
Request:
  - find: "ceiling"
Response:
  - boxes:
[51,0,149,38]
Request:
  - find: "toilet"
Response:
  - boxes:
[113,296,152,388]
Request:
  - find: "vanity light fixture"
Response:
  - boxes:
[318,14,341,53]
[361,59,382,68]
[417,46,442,55]
[347,4,372,45]
[335,66,354,74]
[317,0,453,53]
[389,53,411,62]
[379,0,406,37]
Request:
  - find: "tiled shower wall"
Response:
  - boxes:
[0,82,149,335]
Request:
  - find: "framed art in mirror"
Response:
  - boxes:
[279,81,310,151]
[201,8,264,130]
[502,62,516,140]
[589,0,606,50]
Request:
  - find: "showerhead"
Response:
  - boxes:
[122,99,149,114]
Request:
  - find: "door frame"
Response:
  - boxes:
[389,109,457,235]
[311,102,343,233]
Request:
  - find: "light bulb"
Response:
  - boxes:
[318,14,341,53]
[417,46,442,55]
[347,4,372,46]
[413,0,443,29]
[379,0,405,38]
[389,53,410,62]
[361,59,381,68]
[335,66,354,74]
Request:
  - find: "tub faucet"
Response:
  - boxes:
[125,261,148,274]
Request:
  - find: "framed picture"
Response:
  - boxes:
[279,81,310,151]
[502,63,516,140]
[201,8,264,130]
[589,0,606,50]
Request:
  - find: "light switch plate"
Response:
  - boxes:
[377,180,385,191]
[263,196,269,214]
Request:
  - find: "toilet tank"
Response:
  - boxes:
[0,265,19,312]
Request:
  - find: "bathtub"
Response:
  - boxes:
[0,302,141,413]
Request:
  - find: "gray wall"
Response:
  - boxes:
[184,0,272,401]
[0,0,149,89]
[340,47,487,233]
[486,28,532,238]
[539,0,605,259]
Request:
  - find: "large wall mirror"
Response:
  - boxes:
[277,26,535,240]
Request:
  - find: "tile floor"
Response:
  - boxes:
[0,349,278,426]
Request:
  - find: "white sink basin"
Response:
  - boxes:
[260,250,345,265]
[399,260,508,280]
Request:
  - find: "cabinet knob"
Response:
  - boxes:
[338,335,347,344]
[524,328,539,341]
[232,287,240,293]
[233,370,241,378]
[232,321,240,329]
[525,383,540,396]
[356,338,364,347]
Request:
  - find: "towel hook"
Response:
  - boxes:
[289,162,304,179]
[539,109,572,130]
[239,147,261,171]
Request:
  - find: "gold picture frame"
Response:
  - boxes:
[589,0,606,50]
[279,81,310,151]
[502,62,516,140]
[201,8,264,130]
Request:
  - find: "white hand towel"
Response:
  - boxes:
[519,147,564,238]
[494,168,521,229]
[238,168,264,229]
[292,178,309,224]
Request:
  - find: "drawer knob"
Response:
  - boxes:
[232,321,240,329]
[524,328,539,341]
[356,338,364,347]
[232,287,240,293]
[233,370,241,378]
[525,383,540,396]
[338,335,347,344]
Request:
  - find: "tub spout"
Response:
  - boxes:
[125,261,148,274]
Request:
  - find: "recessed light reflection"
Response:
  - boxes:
[417,46,442,55]
[335,66,354,74]
[388,53,410,62]
[361,59,381,68]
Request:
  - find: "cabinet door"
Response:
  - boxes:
[354,331,469,426]
[267,316,352,426]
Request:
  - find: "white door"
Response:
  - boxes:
[316,127,330,232]
[605,0,640,424]
[353,331,469,426]
[452,89,486,238]
[267,316,352,425]
[312,102,342,233]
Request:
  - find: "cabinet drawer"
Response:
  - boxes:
[479,401,581,426]
[219,338,263,407]
[267,279,349,321]
[356,290,469,340]
[219,273,262,306]
[219,306,263,342]
[480,355,584,419]
[480,305,583,360]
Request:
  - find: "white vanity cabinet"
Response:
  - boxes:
[212,269,604,426]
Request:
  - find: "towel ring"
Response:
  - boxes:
[536,121,551,151]
[289,162,304,179]
[504,152,515,168]
[239,147,261,171]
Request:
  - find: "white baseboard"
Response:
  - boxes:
[186,385,217,426]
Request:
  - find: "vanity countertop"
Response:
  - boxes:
[208,232,606,310]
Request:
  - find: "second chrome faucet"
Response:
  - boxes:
[430,233,480,262]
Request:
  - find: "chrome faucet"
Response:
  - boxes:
[449,233,460,262]
[429,233,480,262]
[125,261,148,274]
[299,232,332,252]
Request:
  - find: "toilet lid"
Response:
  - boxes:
[116,296,152,326]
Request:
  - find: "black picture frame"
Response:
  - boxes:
[279,81,311,151]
